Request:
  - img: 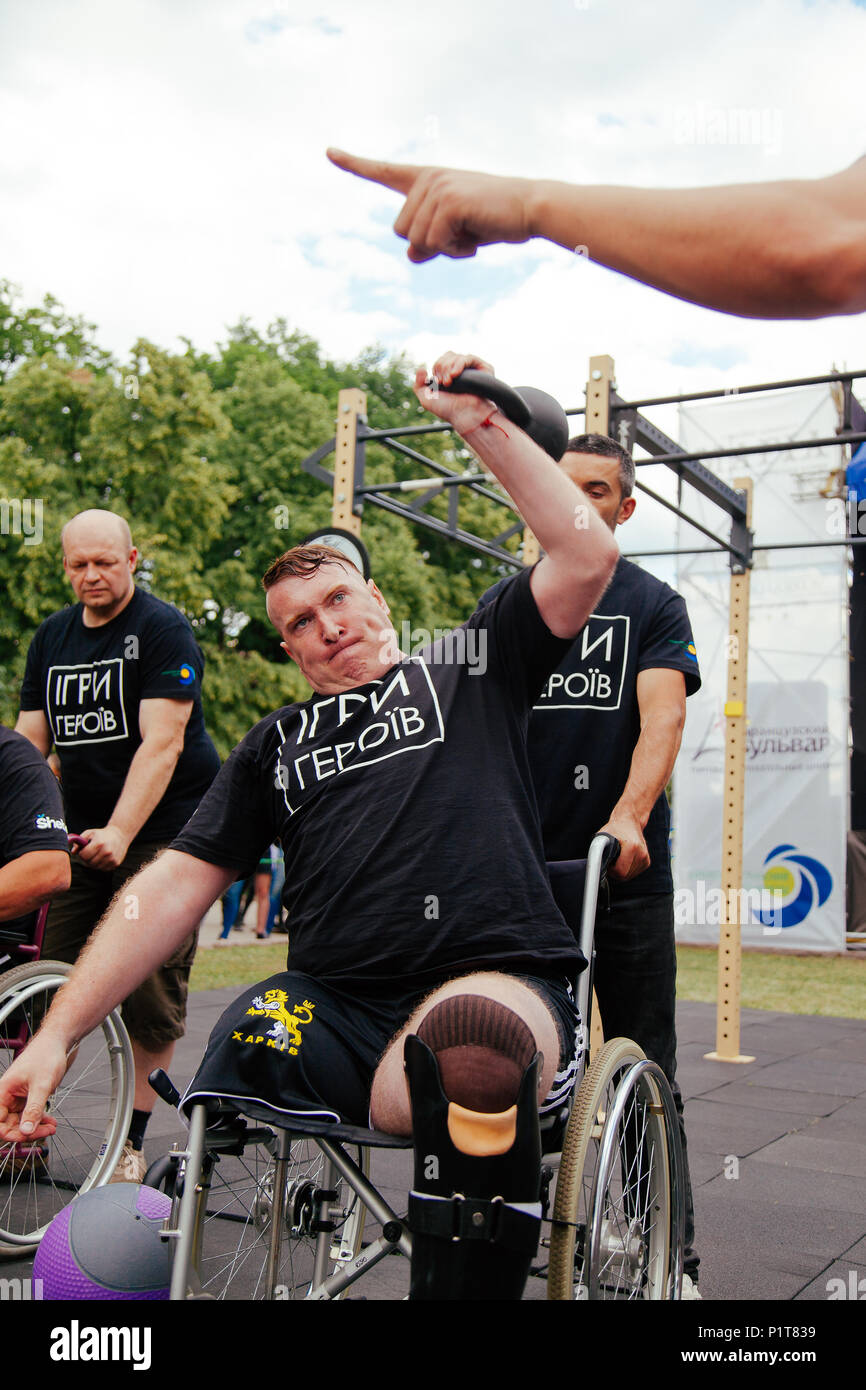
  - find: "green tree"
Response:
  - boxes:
[1,290,524,758]
[0,279,113,383]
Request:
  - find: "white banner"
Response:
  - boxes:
[672,386,847,951]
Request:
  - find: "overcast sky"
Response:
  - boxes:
[2,0,864,560]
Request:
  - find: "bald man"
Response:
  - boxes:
[328,149,866,320]
[16,510,220,1180]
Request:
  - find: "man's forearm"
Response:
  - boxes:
[0,851,70,921]
[329,149,866,320]
[529,173,866,319]
[610,712,684,829]
[461,413,618,633]
[105,736,184,845]
[37,851,227,1050]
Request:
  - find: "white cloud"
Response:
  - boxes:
[0,0,863,404]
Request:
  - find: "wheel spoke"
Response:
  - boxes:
[174,1131,368,1300]
[0,964,132,1249]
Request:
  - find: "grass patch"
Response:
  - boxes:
[191,941,866,1021]
[676,945,866,1019]
[190,943,286,992]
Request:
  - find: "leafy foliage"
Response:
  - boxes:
[0,295,522,757]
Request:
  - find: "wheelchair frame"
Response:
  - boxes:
[0,868,135,1254]
[155,834,685,1301]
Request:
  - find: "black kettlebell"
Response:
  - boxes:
[432,368,569,461]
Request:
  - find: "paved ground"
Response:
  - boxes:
[6,912,866,1307]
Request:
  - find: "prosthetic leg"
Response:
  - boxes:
[405,995,543,1300]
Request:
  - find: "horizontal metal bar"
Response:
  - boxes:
[624,547,727,558]
[637,432,866,468]
[614,368,866,412]
[359,422,453,441]
[357,470,484,496]
[612,391,749,524]
[377,438,519,513]
[625,536,866,559]
[634,479,743,558]
[755,537,866,550]
[360,490,523,566]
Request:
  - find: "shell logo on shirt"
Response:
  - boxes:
[753,844,833,929]
[233,991,316,1055]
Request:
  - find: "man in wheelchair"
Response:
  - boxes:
[0,353,618,1300]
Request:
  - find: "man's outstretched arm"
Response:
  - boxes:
[328,149,866,320]
[0,851,234,1141]
[417,353,618,638]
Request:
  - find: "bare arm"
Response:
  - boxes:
[78,697,193,869]
[328,150,866,319]
[0,850,234,1140]
[601,669,686,881]
[416,354,618,637]
[14,709,52,757]
[0,850,70,920]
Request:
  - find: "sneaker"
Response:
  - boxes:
[109,1139,148,1184]
[681,1272,702,1300]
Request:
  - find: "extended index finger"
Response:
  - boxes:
[326,148,421,196]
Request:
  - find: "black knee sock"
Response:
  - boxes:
[127,1109,151,1151]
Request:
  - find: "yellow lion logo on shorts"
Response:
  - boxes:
[232,990,316,1055]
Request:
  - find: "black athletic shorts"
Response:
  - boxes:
[180,969,583,1129]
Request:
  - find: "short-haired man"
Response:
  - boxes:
[0,357,619,1300]
[483,431,702,1292]
[15,509,221,1181]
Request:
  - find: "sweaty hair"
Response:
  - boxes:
[564,433,635,500]
[262,544,358,592]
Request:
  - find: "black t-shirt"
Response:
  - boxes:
[173,567,582,990]
[20,588,221,841]
[0,723,70,938]
[483,559,701,898]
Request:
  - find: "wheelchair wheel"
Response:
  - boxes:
[547,1038,682,1301]
[0,960,134,1253]
[167,1107,368,1300]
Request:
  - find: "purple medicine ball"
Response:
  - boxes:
[34,1183,172,1300]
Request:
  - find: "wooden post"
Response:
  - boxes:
[586,354,615,436]
[705,477,755,1063]
[522,530,540,566]
[332,388,366,535]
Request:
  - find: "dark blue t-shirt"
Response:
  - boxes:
[20,587,221,841]
[483,558,701,898]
